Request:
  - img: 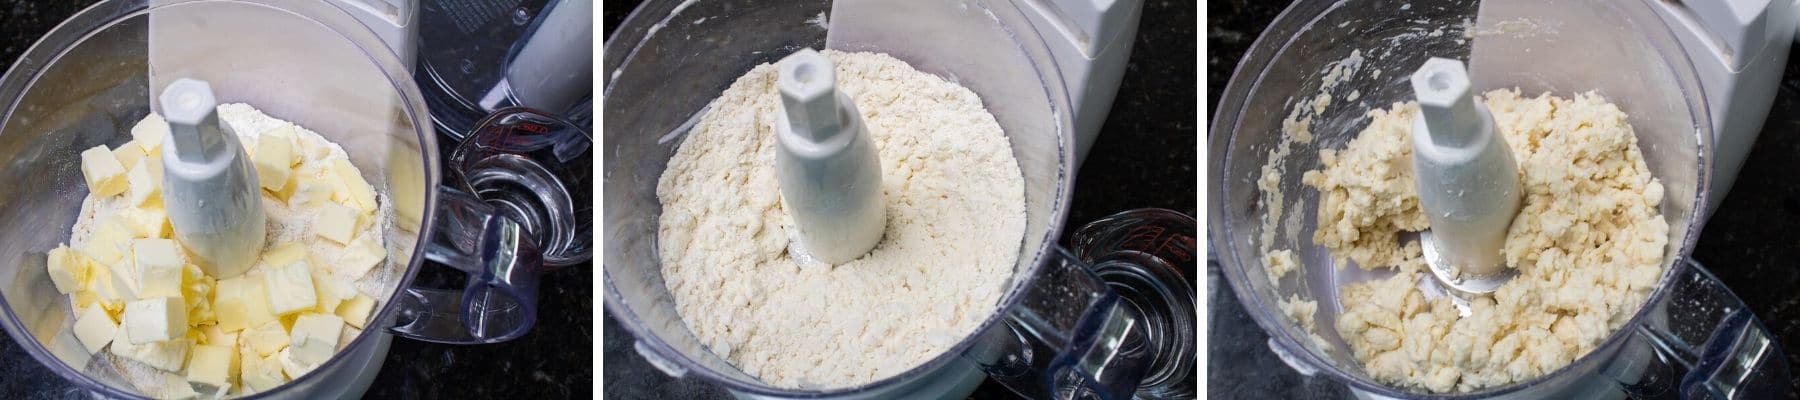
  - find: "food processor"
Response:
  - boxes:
[1210,0,1790,398]
[603,0,1194,398]
[0,0,591,398]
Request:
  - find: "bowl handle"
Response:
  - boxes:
[388,187,545,344]
[386,107,590,344]
[1609,259,1790,399]
[971,209,1196,399]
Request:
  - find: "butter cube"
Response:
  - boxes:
[113,144,144,173]
[72,304,118,354]
[47,245,88,294]
[337,233,386,278]
[244,320,289,357]
[71,290,100,310]
[277,347,317,379]
[259,242,307,269]
[295,132,333,161]
[287,313,343,365]
[262,126,298,161]
[338,326,361,351]
[80,145,129,197]
[264,262,318,316]
[133,239,185,298]
[241,277,278,327]
[288,171,334,207]
[328,158,377,213]
[84,263,126,309]
[211,277,251,333]
[117,206,171,239]
[214,275,277,332]
[274,172,299,202]
[131,113,169,154]
[126,159,161,207]
[313,202,358,245]
[109,323,191,372]
[186,344,235,390]
[311,273,348,314]
[161,372,201,400]
[200,324,238,348]
[107,258,140,300]
[251,131,293,191]
[238,348,288,392]
[81,217,133,267]
[336,295,376,329]
[182,265,217,326]
[123,297,186,344]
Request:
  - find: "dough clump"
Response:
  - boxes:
[1303,89,1667,392]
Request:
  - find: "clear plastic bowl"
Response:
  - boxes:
[0,1,431,398]
[605,0,1193,399]
[1210,0,1787,398]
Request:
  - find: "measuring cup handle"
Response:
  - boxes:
[388,187,545,344]
[1609,259,1789,399]
[970,208,1196,399]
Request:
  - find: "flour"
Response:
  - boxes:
[67,104,397,397]
[656,51,1025,388]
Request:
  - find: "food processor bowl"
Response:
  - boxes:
[0,1,588,398]
[604,0,1194,398]
[1209,0,1787,398]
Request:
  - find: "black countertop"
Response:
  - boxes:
[1210,0,1800,398]
[0,1,593,399]
[601,1,1196,399]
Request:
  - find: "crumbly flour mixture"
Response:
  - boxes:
[1300,89,1667,392]
[657,51,1026,388]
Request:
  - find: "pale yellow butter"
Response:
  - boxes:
[80,145,128,197]
[132,239,184,298]
[335,294,375,329]
[109,323,191,372]
[125,159,160,207]
[238,347,287,392]
[72,304,118,354]
[243,320,289,357]
[251,129,293,191]
[263,262,317,316]
[123,297,186,344]
[46,245,87,294]
[337,233,385,278]
[185,344,235,390]
[287,313,343,365]
[313,202,359,245]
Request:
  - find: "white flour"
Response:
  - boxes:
[656,51,1026,388]
[67,104,397,397]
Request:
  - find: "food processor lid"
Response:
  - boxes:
[1209,0,1715,396]
[416,0,594,140]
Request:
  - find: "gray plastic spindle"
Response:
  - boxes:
[773,49,886,265]
[159,78,266,278]
[1409,58,1521,293]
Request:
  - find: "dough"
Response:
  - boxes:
[1304,89,1667,392]
[656,51,1026,388]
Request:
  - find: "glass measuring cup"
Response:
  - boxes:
[604,0,1193,398]
[0,0,590,397]
[1208,0,1787,398]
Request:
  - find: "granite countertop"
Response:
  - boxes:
[601,1,1195,399]
[0,1,592,398]
[1210,0,1800,398]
